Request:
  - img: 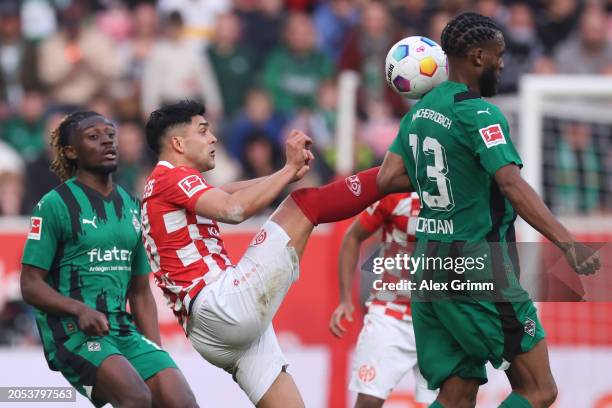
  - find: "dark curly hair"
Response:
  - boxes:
[145,100,206,155]
[441,12,501,57]
[49,111,101,181]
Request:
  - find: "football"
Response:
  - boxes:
[385,36,448,99]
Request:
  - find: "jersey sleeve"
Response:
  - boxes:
[131,240,151,277]
[358,199,388,232]
[21,192,66,271]
[163,167,214,212]
[457,102,523,176]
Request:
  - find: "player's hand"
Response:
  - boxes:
[76,305,110,336]
[284,129,313,178]
[563,242,600,276]
[329,302,354,338]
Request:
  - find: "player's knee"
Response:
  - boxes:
[120,385,152,408]
[354,393,384,408]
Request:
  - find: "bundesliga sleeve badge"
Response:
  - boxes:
[178,174,207,198]
[479,124,506,148]
[28,217,42,240]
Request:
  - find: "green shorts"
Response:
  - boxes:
[412,299,545,390]
[38,318,177,407]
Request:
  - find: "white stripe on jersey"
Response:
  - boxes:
[176,242,201,267]
[163,209,187,233]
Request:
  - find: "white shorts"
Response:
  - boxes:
[187,221,300,404]
[350,311,438,403]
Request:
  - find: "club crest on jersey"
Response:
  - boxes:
[28,217,42,240]
[524,317,536,337]
[251,229,267,246]
[87,342,101,352]
[479,124,506,148]
[346,175,362,197]
[358,364,376,383]
[178,175,206,197]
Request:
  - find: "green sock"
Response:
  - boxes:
[429,401,445,408]
[499,392,533,408]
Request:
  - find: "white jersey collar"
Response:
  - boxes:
[158,160,174,169]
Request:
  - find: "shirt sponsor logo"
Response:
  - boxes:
[28,217,42,240]
[345,175,362,197]
[178,175,207,198]
[479,124,506,148]
[87,247,132,263]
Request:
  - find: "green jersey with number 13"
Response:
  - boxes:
[390,81,522,243]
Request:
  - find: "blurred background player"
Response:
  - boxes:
[141,100,410,407]
[329,192,438,407]
[20,111,197,407]
[377,12,599,408]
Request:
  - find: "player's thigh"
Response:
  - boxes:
[349,312,416,400]
[146,367,198,408]
[269,196,314,258]
[411,301,487,391]
[92,354,151,407]
[235,324,293,406]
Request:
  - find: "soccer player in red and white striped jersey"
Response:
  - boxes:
[141,100,411,407]
[330,193,438,407]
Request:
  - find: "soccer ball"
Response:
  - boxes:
[385,36,448,99]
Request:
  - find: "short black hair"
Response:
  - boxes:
[441,12,501,57]
[145,100,206,155]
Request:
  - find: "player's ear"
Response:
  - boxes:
[63,145,77,160]
[468,47,485,67]
[170,134,185,154]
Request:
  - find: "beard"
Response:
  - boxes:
[479,64,499,97]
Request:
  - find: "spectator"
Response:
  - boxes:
[428,11,452,44]
[392,0,432,37]
[227,88,286,160]
[554,6,612,74]
[20,109,64,214]
[263,12,334,115]
[312,0,360,62]
[207,13,256,120]
[553,122,605,215]
[535,0,581,54]
[236,0,285,63]
[338,1,407,117]
[360,99,400,161]
[0,1,41,114]
[141,11,222,118]
[241,131,283,180]
[158,0,231,50]
[0,91,46,163]
[499,2,544,93]
[38,0,124,106]
[0,140,23,215]
[114,2,159,119]
[115,120,150,196]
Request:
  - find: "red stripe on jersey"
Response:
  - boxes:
[363,192,420,321]
[141,162,232,331]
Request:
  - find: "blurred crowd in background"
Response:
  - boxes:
[0,0,612,224]
[0,0,612,346]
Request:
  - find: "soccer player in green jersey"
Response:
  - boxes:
[20,111,198,407]
[377,12,599,408]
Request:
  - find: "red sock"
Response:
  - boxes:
[290,166,384,225]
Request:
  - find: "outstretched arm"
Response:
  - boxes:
[377,151,413,195]
[495,164,599,274]
[329,219,376,338]
[195,130,313,224]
